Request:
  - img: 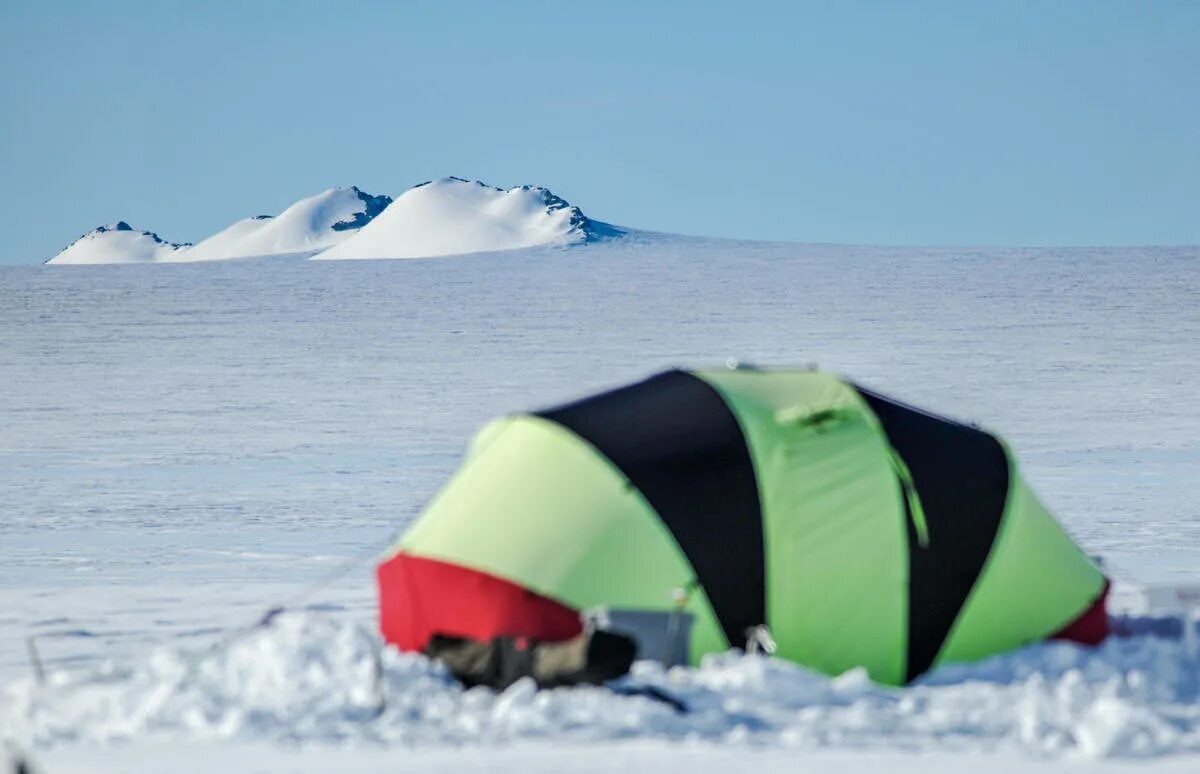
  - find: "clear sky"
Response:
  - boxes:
[1,1,1197,264]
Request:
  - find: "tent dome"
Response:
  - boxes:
[378,368,1108,685]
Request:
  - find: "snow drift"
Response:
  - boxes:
[181,186,392,262]
[4,613,1198,759]
[313,177,621,261]
[45,222,189,265]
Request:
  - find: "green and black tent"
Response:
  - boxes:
[378,368,1108,685]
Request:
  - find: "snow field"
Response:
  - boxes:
[5,236,1198,768]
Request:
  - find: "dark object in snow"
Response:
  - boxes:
[331,187,393,231]
[608,682,689,713]
[425,629,635,691]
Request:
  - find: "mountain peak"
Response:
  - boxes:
[181,186,393,261]
[46,222,188,265]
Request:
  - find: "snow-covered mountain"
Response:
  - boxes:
[313,177,621,261]
[44,179,622,264]
[181,186,392,262]
[45,222,189,265]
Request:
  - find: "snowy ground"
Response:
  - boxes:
[2,235,1198,769]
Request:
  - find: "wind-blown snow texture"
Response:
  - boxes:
[313,177,619,260]
[3,236,1198,768]
[45,222,189,265]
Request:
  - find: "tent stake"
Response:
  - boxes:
[370,646,387,719]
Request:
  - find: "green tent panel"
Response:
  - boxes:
[399,414,729,659]
[936,470,1107,667]
[378,368,1109,685]
[697,369,909,684]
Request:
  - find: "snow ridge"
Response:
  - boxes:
[412,177,600,238]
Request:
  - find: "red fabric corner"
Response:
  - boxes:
[1050,579,1110,646]
[377,552,583,652]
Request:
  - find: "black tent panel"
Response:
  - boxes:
[537,370,765,648]
[856,387,1010,682]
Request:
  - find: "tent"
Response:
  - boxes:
[378,368,1109,685]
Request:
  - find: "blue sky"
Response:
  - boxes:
[1,1,1197,264]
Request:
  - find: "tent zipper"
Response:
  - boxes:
[888,446,929,548]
